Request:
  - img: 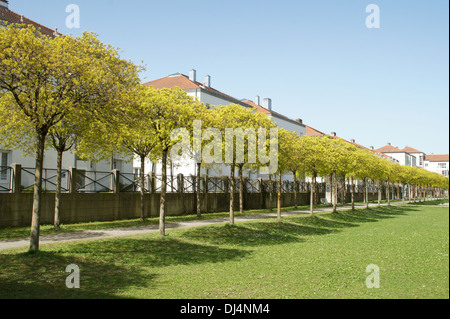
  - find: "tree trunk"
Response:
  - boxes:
[229,162,235,225]
[387,180,391,206]
[310,168,316,216]
[402,184,406,203]
[139,154,146,222]
[159,149,168,236]
[350,176,355,211]
[378,181,382,207]
[314,175,318,205]
[332,172,337,213]
[196,162,201,217]
[268,174,273,212]
[342,177,347,205]
[365,178,369,209]
[238,165,244,214]
[54,148,63,230]
[363,178,367,204]
[29,133,47,252]
[409,184,413,203]
[277,172,282,221]
[293,171,298,209]
[372,180,376,203]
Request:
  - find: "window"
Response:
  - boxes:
[1,151,9,181]
[438,163,447,169]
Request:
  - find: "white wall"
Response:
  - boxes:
[271,116,306,137]
[409,152,425,168]
[424,160,449,177]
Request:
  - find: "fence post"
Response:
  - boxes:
[68,167,77,193]
[150,173,156,193]
[223,176,229,194]
[203,175,209,213]
[112,169,120,194]
[258,178,265,209]
[177,174,184,193]
[11,163,21,194]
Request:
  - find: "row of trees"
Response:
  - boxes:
[1,25,448,252]
[277,130,449,217]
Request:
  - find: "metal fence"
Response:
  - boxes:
[1,164,330,195]
[0,166,12,193]
[21,167,71,193]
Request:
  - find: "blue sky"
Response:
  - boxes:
[9,0,449,154]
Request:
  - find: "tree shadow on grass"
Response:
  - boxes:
[281,205,415,236]
[327,206,412,223]
[297,205,413,227]
[183,221,337,247]
[60,237,252,267]
[0,237,251,299]
[285,215,358,230]
[0,250,150,299]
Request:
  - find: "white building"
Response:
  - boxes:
[400,147,426,168]
[424,155,449,178]
[140,70,306,182]
[375,143,416,167]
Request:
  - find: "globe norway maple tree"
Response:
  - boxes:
[0,25,141,251]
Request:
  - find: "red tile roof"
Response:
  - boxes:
[243,99,271,115]
[374,145,403,153]
[242,99,305,128]
[143,74,199,90]
[400,147,423,153]
[425,155,449,163]
[143,73,248,107]
[0,7,61,37]
[304,125,325,137]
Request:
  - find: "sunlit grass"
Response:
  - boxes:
[0,204,447,299]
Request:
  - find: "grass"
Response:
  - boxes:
[0,204,448,299]
[408,198,448,206]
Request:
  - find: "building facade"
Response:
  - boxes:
[139,70,306,181]
[424,155,449,178]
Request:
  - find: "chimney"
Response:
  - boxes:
[387,142,391,146]
[350,139,355,143]
[370,146,374,150]
[189,69,196,82]
[263,98,272,111]
[255,95,260,106]
[331,132,337,137]
[0,0,8,10]
[296,119,303,124]
[204,75,211,87]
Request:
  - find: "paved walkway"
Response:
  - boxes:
[0,202,411,251]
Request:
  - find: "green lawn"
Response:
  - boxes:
[0,204,448,299]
